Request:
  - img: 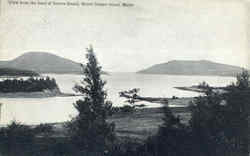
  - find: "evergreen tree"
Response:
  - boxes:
[0,121,35,156]
[68,46,115,154]
[137,100,194,156]
[189,90,227,156]
[189,70,250,156]
[223,70,250,156]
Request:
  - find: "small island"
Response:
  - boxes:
[0,77,75,98]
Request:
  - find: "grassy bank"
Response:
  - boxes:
[109,106,191,140]
[49,98,193,141]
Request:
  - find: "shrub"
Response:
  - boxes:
[0,121,35,156]
[33,123,54,137]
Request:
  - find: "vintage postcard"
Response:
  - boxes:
[0,0,249,155]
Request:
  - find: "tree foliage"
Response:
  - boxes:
[117,88,147,113]
[0,121,35,156]
[189,70,250,156]
[67,46,115,154]
[0,77,58,93]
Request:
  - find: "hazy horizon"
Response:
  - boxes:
[0,51,249,73]
[1,0,250,72]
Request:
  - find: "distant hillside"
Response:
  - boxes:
[137,60,245,76]
[0,52,107,74]
[0,68,39,77]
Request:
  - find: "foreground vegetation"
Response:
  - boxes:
[0,47,249,156]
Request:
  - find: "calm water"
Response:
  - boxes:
[0,73,235,124]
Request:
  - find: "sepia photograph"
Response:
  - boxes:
[0,0,249,155]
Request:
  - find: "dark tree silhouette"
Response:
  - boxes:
[189,70,250,156]
[223,70,250,156]
[118,88,146,113]
[67,46,115,155]
[0,77,58,93]
[0,121,35,156]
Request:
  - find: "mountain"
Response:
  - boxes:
[0,52,106,74]
[137,60,245,76]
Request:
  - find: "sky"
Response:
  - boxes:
[0,0,249,72]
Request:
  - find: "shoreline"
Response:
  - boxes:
[0,91,80,98]
[0,105,191,139]
[175,86,228,94]
[0,98,193,139]
[43,106,192,139]
[174,86,204,93]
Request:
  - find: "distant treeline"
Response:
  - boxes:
[0,68,39,77]
[0,77,58,93]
